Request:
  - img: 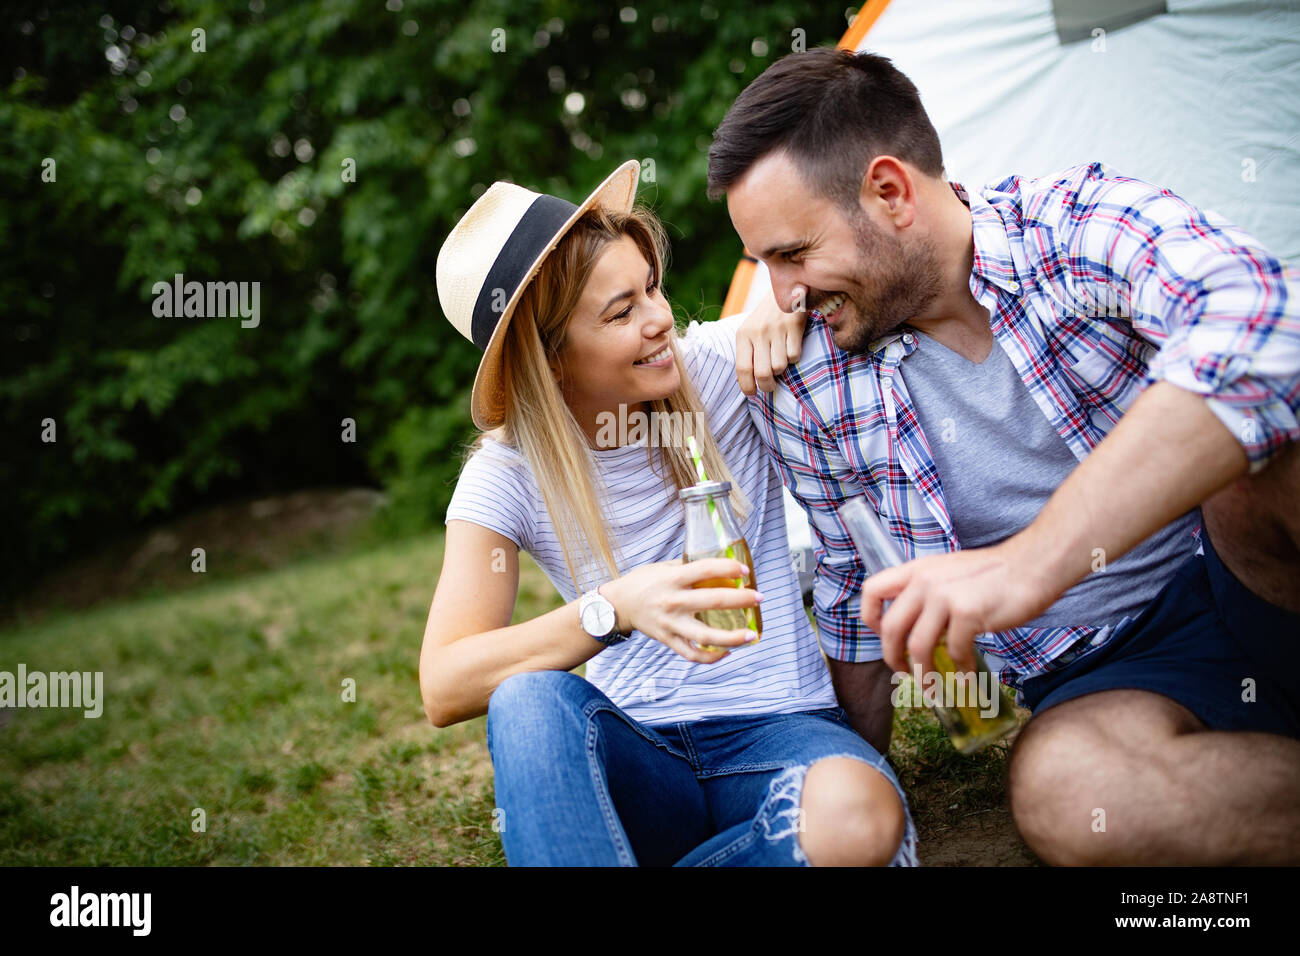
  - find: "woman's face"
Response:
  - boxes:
[553,234,680,435]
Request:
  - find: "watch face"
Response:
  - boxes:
[583,599,615,636]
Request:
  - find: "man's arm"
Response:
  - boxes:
[828,658,895,756]
[702,294,895,751]
[863,379,1248,674]
[750,382,895,752]
[864,171,1300,674]
[1072,171,1300,474]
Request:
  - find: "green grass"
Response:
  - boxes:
[0,533,525,866]
[0,532,1025,865]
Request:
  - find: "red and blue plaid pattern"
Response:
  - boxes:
[748,161,1299,683]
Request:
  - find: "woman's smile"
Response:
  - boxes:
[633,344,674,368]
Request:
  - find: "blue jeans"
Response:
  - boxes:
[485,669,918,866]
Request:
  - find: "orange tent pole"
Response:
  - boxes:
[839,0,894,50]
[720,254,759,317]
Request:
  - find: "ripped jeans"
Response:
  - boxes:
[485,670,918,866]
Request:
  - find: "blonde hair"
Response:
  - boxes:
[465,202,752,594]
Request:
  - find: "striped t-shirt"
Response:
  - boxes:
[444,313,838,725]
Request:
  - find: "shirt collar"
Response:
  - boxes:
[952,180,1022,296]
[862,179,1021,356]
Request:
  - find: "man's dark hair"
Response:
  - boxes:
[705,47,944,206]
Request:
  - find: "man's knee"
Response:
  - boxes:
[799,757,906,866]
[1007,709,1111,864]
[1008,692,1201,864]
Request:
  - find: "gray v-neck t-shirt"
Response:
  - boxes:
[897,329,1201,629]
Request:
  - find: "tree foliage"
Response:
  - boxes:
[1,0,850,591]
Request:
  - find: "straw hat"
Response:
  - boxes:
[436,160,642,430]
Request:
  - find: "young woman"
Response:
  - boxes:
[424,159,917,866]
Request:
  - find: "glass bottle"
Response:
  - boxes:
[837,496,1020,753]
[679,480,761,651]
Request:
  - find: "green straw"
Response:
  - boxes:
[686,435,708,482]
[686,435,735,561]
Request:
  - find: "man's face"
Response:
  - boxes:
[726,150,943,354]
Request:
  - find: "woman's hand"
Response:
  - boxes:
[734,287,808,395]
[601,558,762,664]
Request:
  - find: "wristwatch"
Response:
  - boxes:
[579,585,629,646]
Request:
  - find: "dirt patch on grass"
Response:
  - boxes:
[439,737,494,792]
[889,706,1043,866]
[920,804,1039,866]
[12,487,386,623]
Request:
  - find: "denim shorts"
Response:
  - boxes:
[1019,527,1300,738]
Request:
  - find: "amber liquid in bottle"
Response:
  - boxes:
[684,537,762,652]
[928,640,1020,754]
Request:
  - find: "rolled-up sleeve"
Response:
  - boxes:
[1062,171,1300,472]
[750,387,881,662]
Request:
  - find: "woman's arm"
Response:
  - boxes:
[420,520,604,727]
[420,519,761,727]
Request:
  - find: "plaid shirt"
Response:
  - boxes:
[747,161,1300,684]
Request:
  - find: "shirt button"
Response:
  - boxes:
[1007,280,1020,291]
[902,333,915,345]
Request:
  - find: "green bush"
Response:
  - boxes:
[2,0,851,592]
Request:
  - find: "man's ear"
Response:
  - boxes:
[859,155,917,229]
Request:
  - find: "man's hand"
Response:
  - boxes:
[734,287,807,395]
[860,536,1056,676]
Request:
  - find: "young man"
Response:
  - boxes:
[707,46,1300,865]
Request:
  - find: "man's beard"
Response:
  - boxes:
[815,209,945,354]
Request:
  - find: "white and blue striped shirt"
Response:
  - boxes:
[444,313,838,725]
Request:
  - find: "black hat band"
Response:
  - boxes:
[470,193,579,351]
